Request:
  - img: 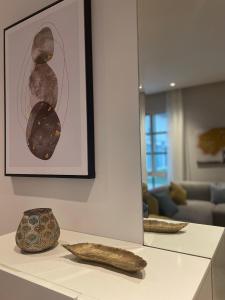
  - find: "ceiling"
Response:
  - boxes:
[138,0,225,94]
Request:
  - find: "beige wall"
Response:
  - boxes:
[145,81,225,183]
[0,0,143,243]
[183,81,225,182]
[146,92,166,115]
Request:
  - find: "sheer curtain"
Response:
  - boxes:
[166,89,184,182]
[139,92,147,183]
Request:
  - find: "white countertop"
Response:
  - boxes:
[144,218,225,258]
[0,230,211,300]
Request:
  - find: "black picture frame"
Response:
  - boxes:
[4,0,95,178]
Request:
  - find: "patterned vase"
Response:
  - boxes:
[16,208,60,253]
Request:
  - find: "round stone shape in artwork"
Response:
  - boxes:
[31,27,54,64]
[26,102,61,160]
[29,63,58,109]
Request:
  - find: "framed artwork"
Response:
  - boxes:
[4,0,95,178]
[197,128,225,167]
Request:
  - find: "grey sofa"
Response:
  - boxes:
[151,181,225,227]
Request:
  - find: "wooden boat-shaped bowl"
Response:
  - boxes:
[144,219,188,233]
[63,243,147,273]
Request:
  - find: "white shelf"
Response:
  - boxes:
[144,218,224,258]
[0,230,211,300]
[144,218,225,300]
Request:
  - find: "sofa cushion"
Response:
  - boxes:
[173,200,214,225]
[150,185,169,194]
[180,182,211,201]
[142,182,148,193]
[143,202,149,218]
[213,204,225,226]
[211,183,225,204]
[170,182,187,205]
[143,192,159,215]
[152,191,178,218]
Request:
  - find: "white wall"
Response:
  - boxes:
[0,0,143,244]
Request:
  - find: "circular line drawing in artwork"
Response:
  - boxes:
[17,23,69,161]
[51,38,69,126]
[17,40,33,133]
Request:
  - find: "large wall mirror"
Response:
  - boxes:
[138,0,225,255]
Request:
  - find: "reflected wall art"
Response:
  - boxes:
[197,128,225,167]
[4,0,95,178]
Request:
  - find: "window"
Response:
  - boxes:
[145,113,168,190]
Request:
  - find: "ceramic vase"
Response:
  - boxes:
[16,208,60,253]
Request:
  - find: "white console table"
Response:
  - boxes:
[0,230,212,300]
[144,218,225,300]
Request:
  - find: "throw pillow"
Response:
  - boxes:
[142,182,148,193]
[143,202,149,218]
[152,190,178,218]
[170,182,187,205]
[211,183,225,204]
[143,192,159,216]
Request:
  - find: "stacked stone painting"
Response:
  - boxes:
[4,0,95,178]
[27,27,61,161]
